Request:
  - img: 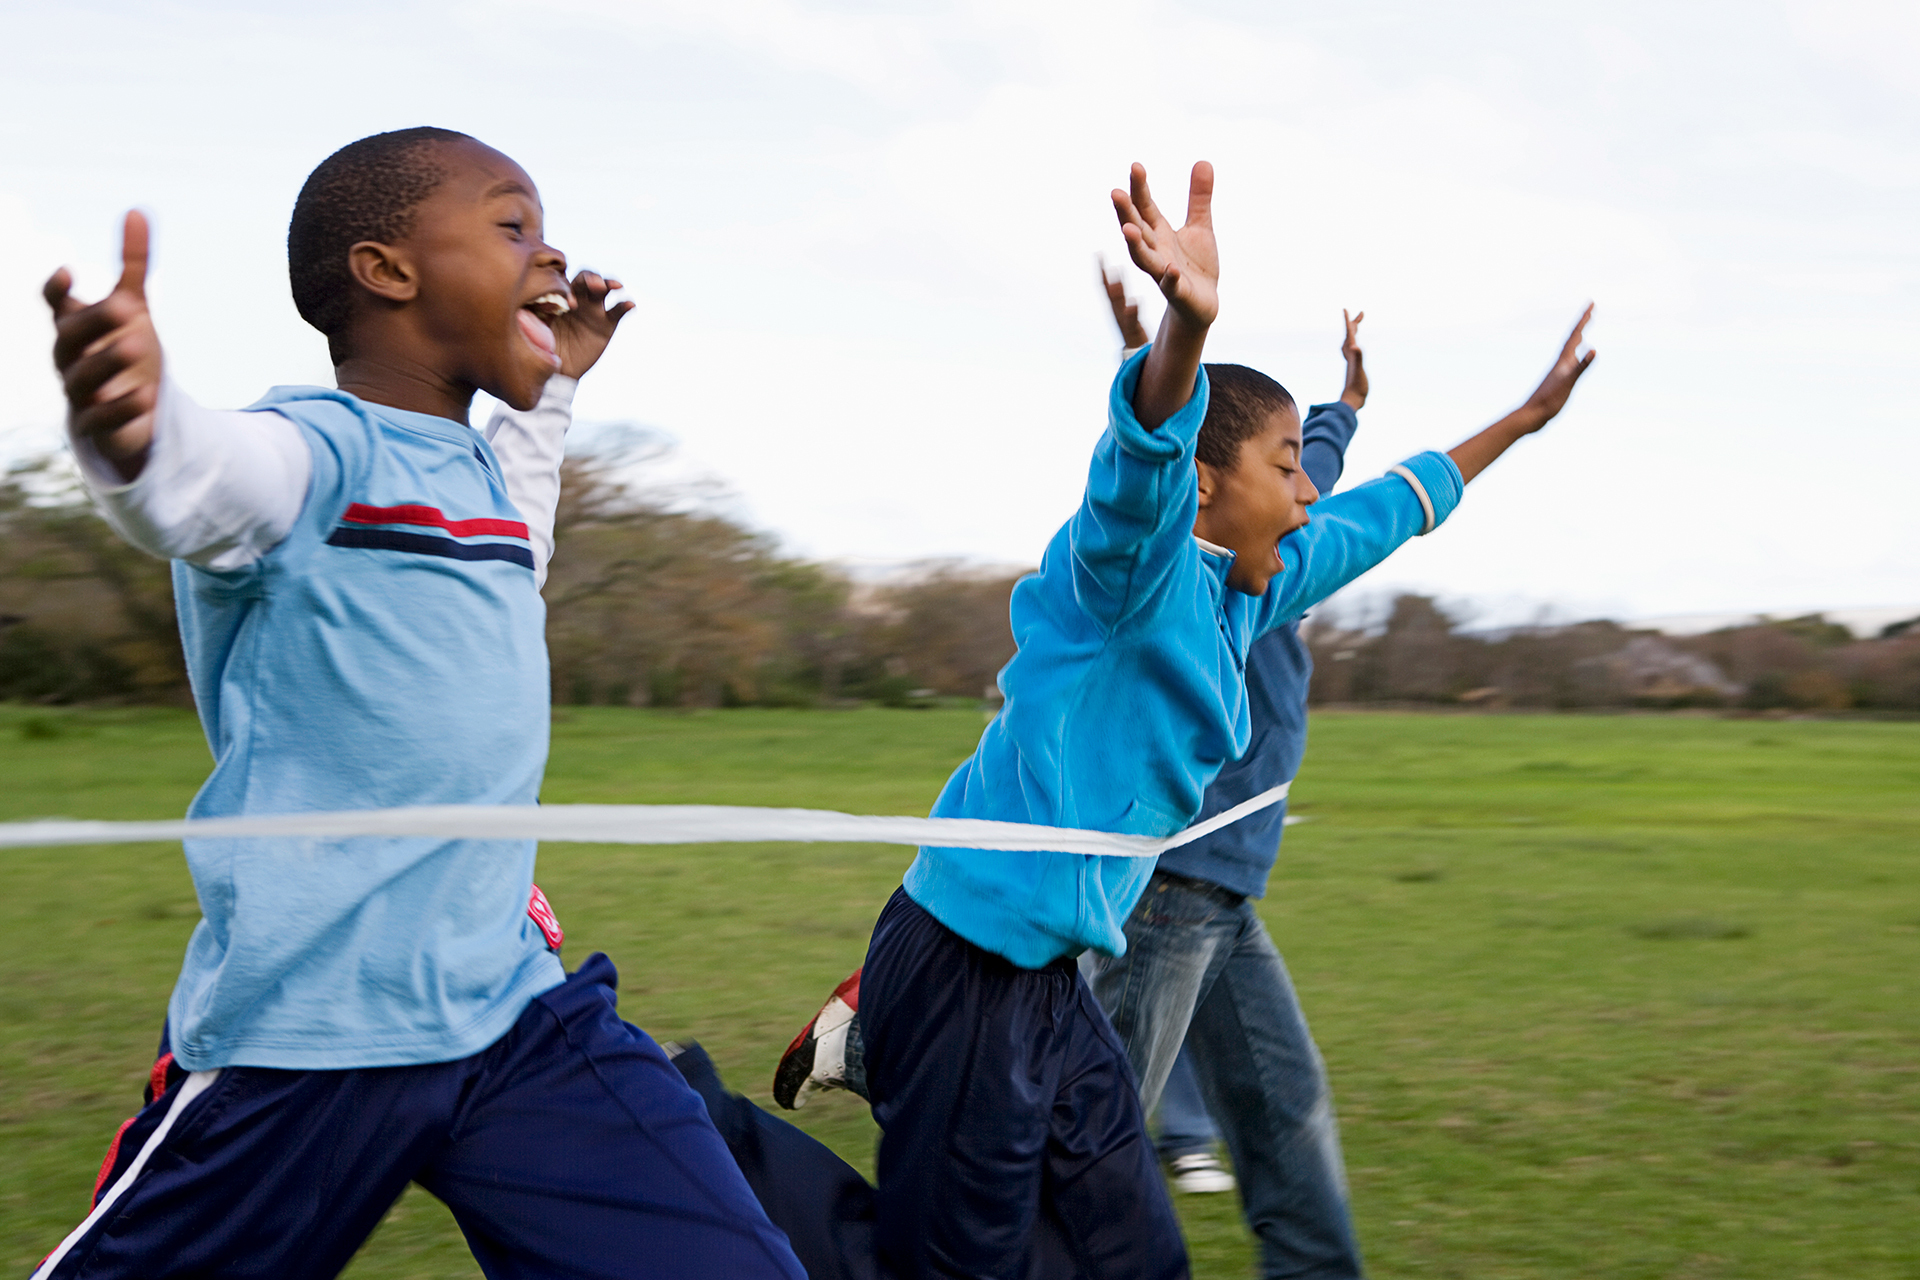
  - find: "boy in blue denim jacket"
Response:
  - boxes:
[1089,282,1374,1276]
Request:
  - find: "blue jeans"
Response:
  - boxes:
[1154,1042,1220,1161]
[1086,870,1363,1279]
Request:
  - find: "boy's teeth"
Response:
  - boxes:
[529,292,572,314]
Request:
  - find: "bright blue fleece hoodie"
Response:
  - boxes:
[901,350,1462,967]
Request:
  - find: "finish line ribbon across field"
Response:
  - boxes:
[0,782,1292,857]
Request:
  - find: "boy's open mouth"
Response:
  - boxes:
[516,291,572,366]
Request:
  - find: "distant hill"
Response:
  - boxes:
[1633,605,1920,640]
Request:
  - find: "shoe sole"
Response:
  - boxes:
[772,994,855,1110]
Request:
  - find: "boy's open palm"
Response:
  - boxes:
[1112,163,1218,329]
[1340,308,1368,408]
[552,270,635,381]
[1520,304,1596,429]
[44,211,161,481]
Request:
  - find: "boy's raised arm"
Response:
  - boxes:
[1338,309,1368,411]
[1302,310,1369,496]
[1253,306,1596,635]
[1447,305,1595,483]
[47,213,317,570]
[1100,258,1152,353]
[46,212,161,483]
[1111,162,1217,429]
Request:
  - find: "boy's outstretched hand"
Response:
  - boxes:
[1448,305,1597,484]
[45,211,161,483]
[1112,161,1217,430]
[552,270,634,381]
[1340,309,1368,410]
[1112,161,1217,331]
[1512,303,1595,430]
[1099,257,1152,350]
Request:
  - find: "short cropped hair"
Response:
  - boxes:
[1196,363,1298,470]
[287,127,473,358]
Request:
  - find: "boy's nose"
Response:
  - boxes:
[1298,474,1321,506]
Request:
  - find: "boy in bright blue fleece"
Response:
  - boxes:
[676,160,1596,1280]
[38,129,804,1280]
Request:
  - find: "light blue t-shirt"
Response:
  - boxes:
[902,351,1463,968]
[166,387,564,1071]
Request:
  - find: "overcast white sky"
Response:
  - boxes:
[2,0,1914,624]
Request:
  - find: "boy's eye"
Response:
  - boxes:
[501,220,524,237]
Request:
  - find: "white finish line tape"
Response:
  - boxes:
[0,782,1289,858]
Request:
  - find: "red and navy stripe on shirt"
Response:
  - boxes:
[325,504,533,570]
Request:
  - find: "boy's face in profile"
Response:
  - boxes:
[365,139,574,411]
[1193,405,1318,596]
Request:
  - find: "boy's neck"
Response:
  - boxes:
[334,355,477,426]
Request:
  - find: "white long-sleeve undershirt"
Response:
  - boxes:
[73,376,577,589]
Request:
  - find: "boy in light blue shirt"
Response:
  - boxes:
[675,159,1596,1280]
[37,128,805,1280]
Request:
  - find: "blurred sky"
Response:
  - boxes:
[2,0,1915,624]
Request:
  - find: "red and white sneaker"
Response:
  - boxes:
[772,967,862,1110]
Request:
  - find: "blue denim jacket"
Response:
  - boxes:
[1156,400,1357,899]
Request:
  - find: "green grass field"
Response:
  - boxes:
[2,705,1916,1278]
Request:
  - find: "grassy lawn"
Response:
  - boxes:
[1,704,1916,1278]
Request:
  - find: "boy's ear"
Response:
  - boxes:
[1194,458,1217,508]
[346,241,419,304]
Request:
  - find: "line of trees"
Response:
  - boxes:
[0,445,1024,711]
[3,448,1915,713]
[1301,595,1920,712]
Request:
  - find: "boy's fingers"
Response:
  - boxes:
[71,387,158,441]
[43,268,86,319]
[62,341,137,404]
[569,271,604,306]
[63,320,158,404]
[1184,161,1214,228]
[1565,303,1594,351]
[51,295,143,370]
[116,210,150,299]
[1121,222,1168,277]
[1129,163,1164,229]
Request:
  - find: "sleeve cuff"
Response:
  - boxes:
[70,374,193,496]
[1386,451,1464,535]
[1106,345,1209,462]
[540,374,578,407]
[1304,400,1357,428]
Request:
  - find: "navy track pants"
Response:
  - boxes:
[681,889,1189,1280]
[35,953,804,1280]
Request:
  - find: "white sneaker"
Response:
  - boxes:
[1170,1152,1237,1194]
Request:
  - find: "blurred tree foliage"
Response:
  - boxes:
[0,460,184,704]
[3,447,1916,713]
